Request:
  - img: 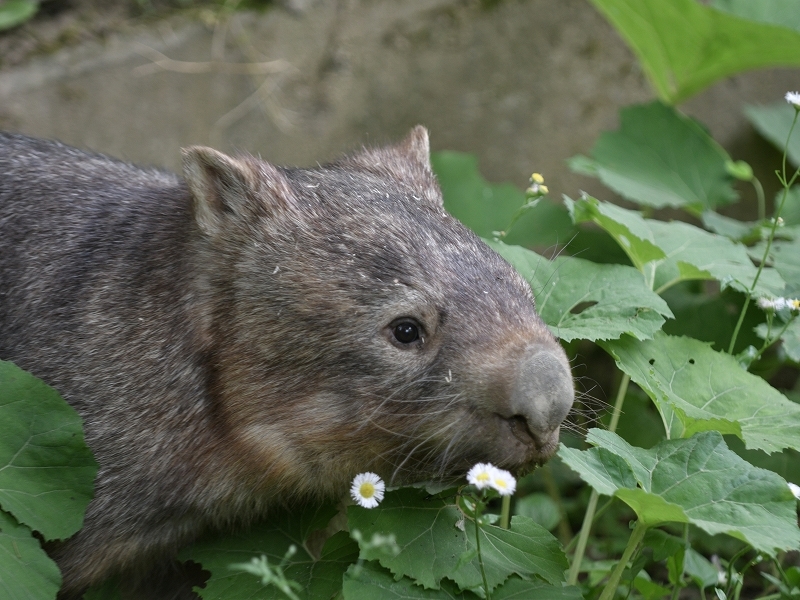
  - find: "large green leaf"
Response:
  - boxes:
[486,239,672,342]
[745,102,800,167]
[569,103,737,213]
[0,511,61,600]
[431,151,574,247]
[601,333,800,453]
[347,488,568,595]
[181,503,355,600]
[0,0,38,32]
[713,0,800,33]
[0,360,97,541]
[559,429,800,554]
[588,0,800,104]
[342,563,582,600]
[567,196,786,297]
[648,219,786,298]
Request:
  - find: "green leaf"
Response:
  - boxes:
[0,360,97,541]
[0,0,38,31]
[713,0,800,33]
[756,318,800,363]
[587,0,800,104]
[565,195,665,275]
[0,510,61,600]
[343,563,582,600]
[568,196,785,297]
[764,238,800,296]
[347,488,568,595]
[513,494,560,531]
[570,103,737,212]
[181,503,354,600]
[648,219,786,298]
[431,151,574,247]
[600,333,800,453]
[485,239,673,342]
[559,429,800,554]
[745,102,800,167]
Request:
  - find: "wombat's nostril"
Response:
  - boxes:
[509,344,574,445]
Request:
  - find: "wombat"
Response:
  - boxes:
[0,127,574,598]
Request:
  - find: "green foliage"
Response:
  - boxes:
[746,102,800,167]
[0,360,97,600]
[0,0,38,31]
[560,430,800,552]
[569,102,738,213]
[587,0,800,104]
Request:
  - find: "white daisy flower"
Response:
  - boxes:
[489,467,517,496]
[467,463,496,489]
[757,297,800,312]
[789,482,800,501]
[350,472,385,509]
[786,91,800,108]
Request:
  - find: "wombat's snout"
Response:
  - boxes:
[506,343,574,454]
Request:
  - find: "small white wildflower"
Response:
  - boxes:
[489,467,517,496]
[757,297,800,312]
[467,463,496,490]
[786,91,800,109]
[789,482,800,501]
[350,472,385,509]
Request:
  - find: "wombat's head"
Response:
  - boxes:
[182,127,573,501]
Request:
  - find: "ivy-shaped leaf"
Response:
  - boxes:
[559,429,800,554]
[0,511,61,600]
[601,333,800,453]
[486,239,672,342]
[587,0,800,104]
[347,488,567,595]
[745,102,800,168]
[568,196,786,298]
[569,103,737,212]
[181,503,354,600]
[0,360,97,541]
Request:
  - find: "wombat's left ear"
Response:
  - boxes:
[182,146,296,236]
[345,125,443,208]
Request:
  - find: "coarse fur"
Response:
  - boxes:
[0,127,574,598]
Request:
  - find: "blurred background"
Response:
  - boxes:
[0,0,795,204]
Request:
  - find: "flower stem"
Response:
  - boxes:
[474,513,491,600]
[597,521,648,600]
[728,110,800,355]
[499,495,511,529]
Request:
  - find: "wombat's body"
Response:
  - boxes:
[0,128,573,598]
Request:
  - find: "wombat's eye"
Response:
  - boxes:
[392,320,420,345]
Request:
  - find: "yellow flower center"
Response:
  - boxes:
[495,479,507,489]
[476,472,490,482]
[359,482,375,498]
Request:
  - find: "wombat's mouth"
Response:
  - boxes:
[494,412,562,470]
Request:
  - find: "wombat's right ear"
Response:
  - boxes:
[182,146,295,236]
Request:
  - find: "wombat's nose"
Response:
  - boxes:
[509,344,574,447]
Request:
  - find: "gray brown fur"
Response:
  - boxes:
[0,128,573,598]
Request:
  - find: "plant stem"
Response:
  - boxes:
[567,373,631,585]
[728,110,800,355]
[474,514,491,600]
[754,176,766,222]
[597,521,648,600]
[500,495,510,529]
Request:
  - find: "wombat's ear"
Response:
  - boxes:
[182,146,295,236]
[345,126,443,207]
